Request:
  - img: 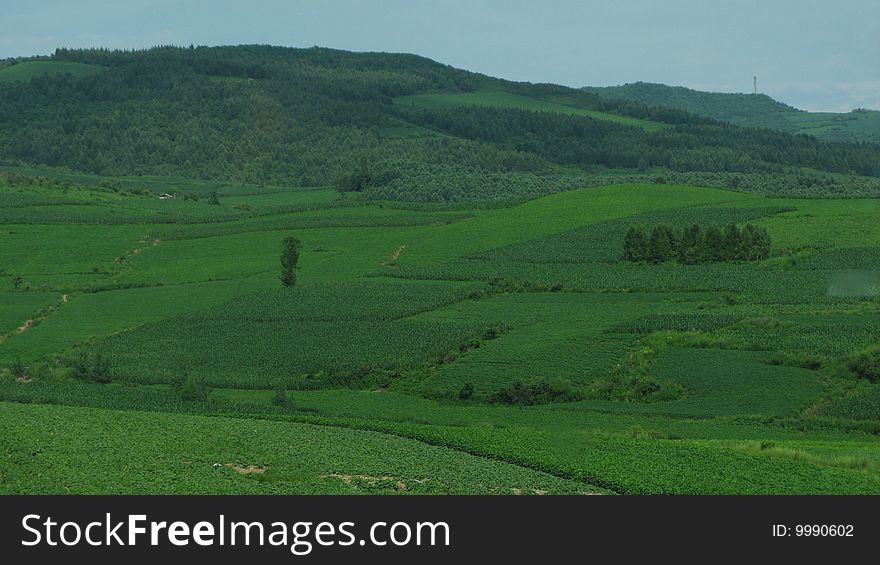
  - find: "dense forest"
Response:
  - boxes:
[1,45,879,201]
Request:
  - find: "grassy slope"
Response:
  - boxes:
[395,89,667,131]
[0,61,103,82]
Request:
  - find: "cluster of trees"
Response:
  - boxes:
[357,163,586,203]
[848,347,880,383]
[71,352,112,383]
[334,158,372,192]
[355,168,880,203]
[397,105,880,177]
[622,223,771,264]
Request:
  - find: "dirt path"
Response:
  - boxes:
[2,292,71,342]
[4,234,154,341]
[383,244,408,267]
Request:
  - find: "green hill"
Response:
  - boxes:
[583,82,880,144]
[0,45,877,200]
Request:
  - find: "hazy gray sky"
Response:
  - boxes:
[2,0,878,111]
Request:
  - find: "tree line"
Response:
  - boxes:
[622,223,771,264]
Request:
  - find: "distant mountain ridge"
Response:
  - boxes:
[583,82,880,144]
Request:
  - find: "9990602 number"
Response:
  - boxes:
[795,525,853,537]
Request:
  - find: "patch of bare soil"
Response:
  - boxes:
[225,463,266,474]
[382,244,408,267]
[323,473,425,492]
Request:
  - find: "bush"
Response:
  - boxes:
[69,352,112,383]
[11,358,27,379]
[848,348,880,383]
[458,382,474,400]
[91,354,112,384]
[172,375,211,402]
[588,373,682,402]
[490,378,584,405]
[272,388,290,407]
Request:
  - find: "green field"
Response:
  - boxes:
[2,45,880,495]
[4,170,880,494]
[396,89,667,131]
[0,61,103,82]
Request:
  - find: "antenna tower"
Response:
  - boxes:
[753,76,758,95]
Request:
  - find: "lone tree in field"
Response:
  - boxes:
[11,357,26,380]
[280,236,301,287]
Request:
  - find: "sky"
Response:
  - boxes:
[1,0,878,112]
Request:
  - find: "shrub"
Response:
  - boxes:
[11,358,27,379]
[91,354,112,384]
[848,348,880,383]
[490,378,584,405]
[69,352,111,383]
[272,388,290,407]
[172,375,211,402]
[458,382,474,400]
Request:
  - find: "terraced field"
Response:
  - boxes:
[3,171,880,494]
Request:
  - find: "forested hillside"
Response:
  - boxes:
[583,82,880,144]
[1,46,879,206]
